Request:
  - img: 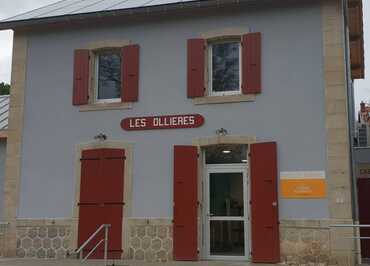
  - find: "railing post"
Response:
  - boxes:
[104,225,109,266]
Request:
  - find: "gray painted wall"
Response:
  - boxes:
[0,140,6,220]
[18,1,328,219]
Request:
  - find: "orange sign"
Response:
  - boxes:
[281,179,327,199]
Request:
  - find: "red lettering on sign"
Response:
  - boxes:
[121,114,205,131]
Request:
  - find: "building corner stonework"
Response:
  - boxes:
[2,32,28,257]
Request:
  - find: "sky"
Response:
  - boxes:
[0,0,369,112]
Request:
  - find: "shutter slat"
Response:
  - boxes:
[250,142,280,263]
[242,32,262,94]
[173,146,198,261]
[187,39,205,98]
[122,45,140,102]
[73,49,90,105]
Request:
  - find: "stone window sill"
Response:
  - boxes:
[192,94,256,105]
[79,102,133,112]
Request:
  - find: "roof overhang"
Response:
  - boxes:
[348,0,365,79]
[0,0,269,31]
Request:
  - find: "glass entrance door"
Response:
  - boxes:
[204,165,249,260]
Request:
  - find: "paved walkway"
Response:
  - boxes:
[0,259,276,266]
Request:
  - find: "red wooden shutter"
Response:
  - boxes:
[78,148,125,259]
[242,32,262,94]
[73,49,90,105]
[187,39,205,98]
[250,142,280,263]
[173,146,198,260]
[122,44,139,102]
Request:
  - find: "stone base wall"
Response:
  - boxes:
[127,218,173,262]
[280,220,331,265]
[280,220,357,266]
[0,223,9,257]
[15,220,73,259]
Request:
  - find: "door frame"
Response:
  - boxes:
[71,141,133,259]
[202,162,250,261]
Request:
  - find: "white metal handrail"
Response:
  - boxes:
[82,239,105,262]
[330,223,370,265]
[75,224,111,265]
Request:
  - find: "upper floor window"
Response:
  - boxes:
[73,44,139,108]
[209,40,241,96]
[95,50,122,103]
[187,32,261,102]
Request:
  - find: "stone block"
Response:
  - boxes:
[59,227,66,237]
[157,226,167,239]
[52,238,61,249]
[21,238,32,249]
[142,236,151,250]
[36,248,46,258]
[56,248,66,259]
[43,238,51,249]
[16,248,25,258]
[137,226,146,238]
[46,248,56,259]
[47,227,58,238]
[156,250,167,262]
[62,238,70,249]
[134,249,144,260]
[145,249,155,262]
[152,238,162,251]
[26,247,36,258]
[131,237,140,249]
[38,226,47,238]
[33,238,42,249]
[163,238,172,251]
[147,225,156,237]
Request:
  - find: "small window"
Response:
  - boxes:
[208,40,241,96]
[95,51,121,103]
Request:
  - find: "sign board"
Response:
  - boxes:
[121,114,204,131]
[280,171,326,199]
[357,163,370,179]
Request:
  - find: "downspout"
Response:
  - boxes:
[341,0,361,262]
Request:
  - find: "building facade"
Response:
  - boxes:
[0,0,365,264]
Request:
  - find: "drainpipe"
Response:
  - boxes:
[341,0,361,263]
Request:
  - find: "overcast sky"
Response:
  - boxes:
[0,0,369,112]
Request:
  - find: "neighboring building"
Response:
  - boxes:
[0,95,8,222]
[0,0,365,265]
[356,102,370,147]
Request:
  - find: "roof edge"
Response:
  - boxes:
[0,0,245,31]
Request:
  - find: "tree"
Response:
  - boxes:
[0,82,10,95]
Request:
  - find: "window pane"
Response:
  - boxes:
[212,42,240,93]
[205,145,247,164]
[210,221,245,256]
[98,53,121,100]
[210,172,244,217]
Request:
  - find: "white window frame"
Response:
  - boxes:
[95,51,122,104]
[208,39,242,97]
